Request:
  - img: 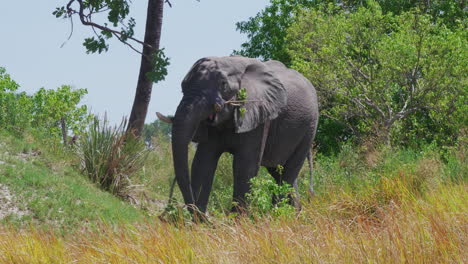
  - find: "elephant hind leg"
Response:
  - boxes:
[267,166,300,209]
[272,134,314,210]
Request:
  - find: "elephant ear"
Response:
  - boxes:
[235,63,287,133]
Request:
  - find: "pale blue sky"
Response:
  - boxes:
[0,0,269,124]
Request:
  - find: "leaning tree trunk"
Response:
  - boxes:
[127,0,164,136]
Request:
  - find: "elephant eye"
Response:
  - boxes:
[220,80,229,93]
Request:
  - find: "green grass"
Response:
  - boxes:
[0,132,145,233]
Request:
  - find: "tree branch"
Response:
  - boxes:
[346,58,371,83]
[60,16,74,48]
[363,96,386,119]
[65,0,152,51]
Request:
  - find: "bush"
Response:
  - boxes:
[0,67,32,131]
[78,117,148,200]
[246,173,295,218]
[287,2,467,147]
[1,67,90,140]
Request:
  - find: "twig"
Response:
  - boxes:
[60,16,74,48]
[225,99,264,104]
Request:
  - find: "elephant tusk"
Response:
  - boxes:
[156,112,173,124]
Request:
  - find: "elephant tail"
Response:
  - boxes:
[307,148,315,198]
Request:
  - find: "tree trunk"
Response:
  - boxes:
[60,117,67,146]
[127,0,164,136]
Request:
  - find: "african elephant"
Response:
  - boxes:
[158,56,319,213]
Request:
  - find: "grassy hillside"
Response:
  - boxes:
[0,132,146,233]
[0,130,466,263]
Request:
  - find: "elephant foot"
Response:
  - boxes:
[229,201,248,216]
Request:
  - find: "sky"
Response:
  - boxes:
[0,0,270,125]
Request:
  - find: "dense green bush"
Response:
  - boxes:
[32,85,90,138]
[0,67,33,131]
[286,2,466,146]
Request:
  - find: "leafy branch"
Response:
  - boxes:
[54,0,147,54]
[226,88,250,117]
[54,0,170,84]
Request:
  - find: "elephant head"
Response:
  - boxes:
[163,57,287,209]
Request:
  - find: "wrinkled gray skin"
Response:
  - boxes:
[171,56,318,213]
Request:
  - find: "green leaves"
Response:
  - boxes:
[52,7,67,18]
[32,85,91,135]
[0,67,19,92]
[145,48,170,84]
[78,117,148,198]
[237,87,248,117]
[234,0,316,65]
[1,69,90,137]
[286,2,467,146]
[237,87,247,101]
[55,0,137,55]
[246,173,295,217]
[83,36,109,54]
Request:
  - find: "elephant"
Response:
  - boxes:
[158,56,319,214]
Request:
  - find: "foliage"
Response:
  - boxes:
[246,173,295,217]
[286,2,467,145]
[32,85,90,137]
[54,0,170,84]
[78,117,148,199]
[54,0,134,54]
[0,68,90,138]
[235,0,466,64]
[0,68,32,131]
[158,202,192,225]
[146,48,170,83]
[234,0,318,65]
[237,87,248,117]
[0,67,19,93]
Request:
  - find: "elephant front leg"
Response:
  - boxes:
[231,143,263,213]
[191,142,222,213]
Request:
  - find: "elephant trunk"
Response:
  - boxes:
[171,96,209,209]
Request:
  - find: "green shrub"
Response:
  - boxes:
[246,173,295,218]
[0,67,33,131]
[78,117,148,199]
[32,85,91,139]
[1,67,90,139]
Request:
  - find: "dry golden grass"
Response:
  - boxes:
[1,180,466,264]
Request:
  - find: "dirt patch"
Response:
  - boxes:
[0,184,30,220]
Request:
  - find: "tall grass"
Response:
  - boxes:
[78,117,148,199]
[0,179,466,263]
[0,129,466,263]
